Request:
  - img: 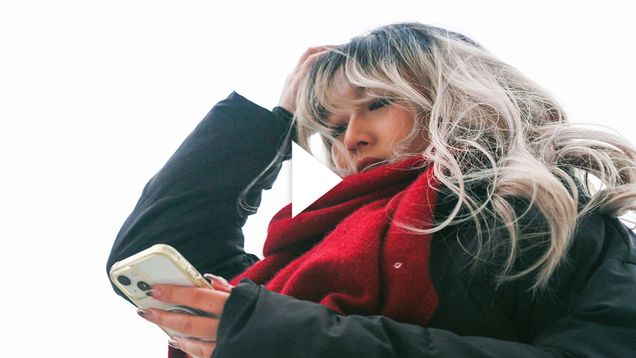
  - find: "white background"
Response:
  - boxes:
[1,1,635,357]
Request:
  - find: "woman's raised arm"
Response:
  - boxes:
[106,92,293,298]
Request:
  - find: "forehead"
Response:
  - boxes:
[321,71,371,115]
[324,70,360,98]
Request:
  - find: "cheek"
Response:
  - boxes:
[385,118,414,144]
[381,108,416,143]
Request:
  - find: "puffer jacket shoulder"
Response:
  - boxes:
[427,186,636,356]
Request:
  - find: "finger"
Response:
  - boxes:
[296,47,325,65]
[288,47,335,92]
[138,308,219,340]
[203,273,233,293]
[169,337,216,358]
[290,51,331,86]
[296,46,336,67]
[291,51,328,84]
[301,53,321,72]
[150,285,230,315]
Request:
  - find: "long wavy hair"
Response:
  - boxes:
[240,22,636,291]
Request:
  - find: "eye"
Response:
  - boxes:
[329,124,348,138]
[368,98,392,111]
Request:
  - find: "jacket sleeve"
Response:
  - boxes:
[106,92,294,297]
[212,214,636,358]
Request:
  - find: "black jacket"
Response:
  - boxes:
[107,92,636,357]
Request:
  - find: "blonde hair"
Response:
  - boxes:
[241,22,636,291]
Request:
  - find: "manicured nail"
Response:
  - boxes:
[149,286,162,297]
[204,273,230,288]
[137,308,154,320]
[168,338,180,349]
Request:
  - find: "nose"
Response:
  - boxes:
[343,114,374,152]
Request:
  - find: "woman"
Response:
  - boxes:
[107,23,636,357]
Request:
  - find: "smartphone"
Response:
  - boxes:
[109,244,212,337]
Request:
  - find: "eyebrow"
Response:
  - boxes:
[320,86,394,127]
[323,95,390,124]
[325,116,342,129]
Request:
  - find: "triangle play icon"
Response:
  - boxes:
[291,141,343,218]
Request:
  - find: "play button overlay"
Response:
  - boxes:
[291,141,342,218]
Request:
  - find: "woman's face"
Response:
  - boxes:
[325,85,429,172]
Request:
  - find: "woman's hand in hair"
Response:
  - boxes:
[279,46,334,113]
[136,274,233,358]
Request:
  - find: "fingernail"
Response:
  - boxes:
[149,287,162,297]
[204,273,230,288]
[137,308,153,320]
[168,338,180,349]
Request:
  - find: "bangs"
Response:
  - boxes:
[299,22,472,130]
[304,41,404,126]
[316,70,372,118]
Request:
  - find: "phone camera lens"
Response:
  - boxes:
[117,275,131,286]
[137,281,151,291]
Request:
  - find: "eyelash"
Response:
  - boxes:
[330,125,347,137]
[327,98,393,138]
[368,97,392,111]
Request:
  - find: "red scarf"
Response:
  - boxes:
[170,155,440,357]
[232,155,439,325]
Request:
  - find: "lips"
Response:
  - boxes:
[356,157,383,172]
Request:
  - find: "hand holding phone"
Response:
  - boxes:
[110,244,233,358]
[109,244,213,335]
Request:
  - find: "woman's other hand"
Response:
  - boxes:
[279,46,334,114]
[137,274,233,358]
